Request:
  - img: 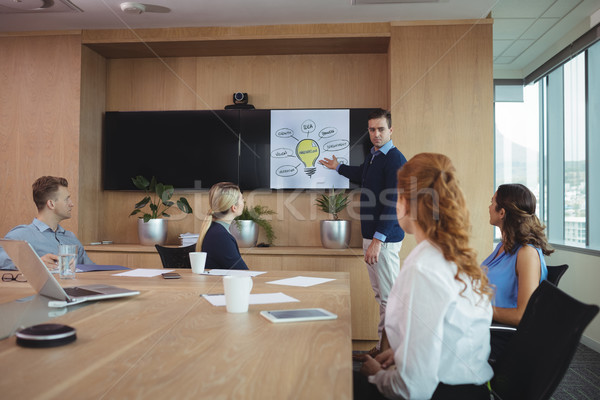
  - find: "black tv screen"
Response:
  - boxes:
[103,109,374,191]
[104,110,242,190]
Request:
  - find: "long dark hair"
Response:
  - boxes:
[495,183,553,256]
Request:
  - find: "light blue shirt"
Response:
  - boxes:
[215,220,232,231]
[483,242,547,308]
[370,140,395,242]
[0,218,94,270]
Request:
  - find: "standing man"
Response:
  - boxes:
[320,109,406,356]
[0,176,94,270]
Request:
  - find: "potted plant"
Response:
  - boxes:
[130,176,193,245]
[231,205,276,248]
[316,189,351,249]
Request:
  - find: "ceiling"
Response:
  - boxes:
[1,0,599,79]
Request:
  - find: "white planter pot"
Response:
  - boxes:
[138,218,168,245]
[320,220,351,249]
[230,220,259,248]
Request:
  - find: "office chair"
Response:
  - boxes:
[155,243,196,268]
[490,280,599,400]
[490,264,571,339]
[546,264,569,286]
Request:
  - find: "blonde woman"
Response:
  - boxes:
[355,153,493,400]
[197,182,248,270]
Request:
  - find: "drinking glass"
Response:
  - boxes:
[58,244,77,279]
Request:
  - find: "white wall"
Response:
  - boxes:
[545,249,600,352]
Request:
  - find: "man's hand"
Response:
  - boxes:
[319,155,339,170]
[365,239,382,265]
[375,348,395,369]
[41,253,59,271]
[360,354,383,376]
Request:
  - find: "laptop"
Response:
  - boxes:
[1,239,140,307]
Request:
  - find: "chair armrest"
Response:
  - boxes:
[490,322,517,332]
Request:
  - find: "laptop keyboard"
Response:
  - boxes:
[64,287,101,297]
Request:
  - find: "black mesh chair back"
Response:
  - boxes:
[490,264,570,338]
[155,243,196,268]
[491,280,599,400]
[546,264,569,286]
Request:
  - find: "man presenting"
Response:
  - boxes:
[0,176,94,270]
[320,109,406,355]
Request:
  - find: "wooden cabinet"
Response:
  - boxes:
[85,244,379,340]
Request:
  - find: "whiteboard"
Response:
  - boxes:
[270,109,350,189]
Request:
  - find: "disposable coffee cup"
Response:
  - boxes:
[223,276,253,313]
[189,252,207,274]
[58,244,77,279]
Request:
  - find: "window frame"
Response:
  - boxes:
[493,30,600,255]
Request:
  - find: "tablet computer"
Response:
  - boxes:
[260,308,338,323]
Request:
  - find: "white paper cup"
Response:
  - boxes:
[189,252,207,274]
[223,276,253,313]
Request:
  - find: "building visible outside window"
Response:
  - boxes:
[493,35,598,250]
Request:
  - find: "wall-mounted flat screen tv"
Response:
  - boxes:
[103,109,375,191]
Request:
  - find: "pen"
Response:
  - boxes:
[200,293,224,296]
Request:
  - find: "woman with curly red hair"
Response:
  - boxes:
[355,153,494,400]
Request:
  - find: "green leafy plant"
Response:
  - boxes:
[234,205,276,245]
[129,176,193,222]
[316,189,350,220]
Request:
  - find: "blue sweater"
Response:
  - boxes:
[338,142,406,242]
[201,222,248,270]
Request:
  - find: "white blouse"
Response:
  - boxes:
[369,240,493,399]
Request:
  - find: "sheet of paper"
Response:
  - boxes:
[201,269,266,277]
[266,276,335,287]
[113,268,174,277]
[201,292,299,306]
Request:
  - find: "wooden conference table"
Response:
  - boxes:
[0,269,352,399]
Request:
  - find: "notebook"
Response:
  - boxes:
[0,239,140,307]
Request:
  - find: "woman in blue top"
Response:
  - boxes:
[483,183,553,359]
[197,182,248,270]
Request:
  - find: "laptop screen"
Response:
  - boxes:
[0,240,69,301]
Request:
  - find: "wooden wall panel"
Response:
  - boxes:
[78,46,107,244]
[0,34,82,237]
[243,255,283,270]
[103,53,387,245]
[1,23,493,254]
[106,57,197,111]
[107,54,388,111]
[388,22,494,262]
[98,188,363,247]
[98,191,197,244]
[193,54,389,110]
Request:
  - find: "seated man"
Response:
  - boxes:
[0,176,94,270]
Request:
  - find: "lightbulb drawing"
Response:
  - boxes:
[296,139,320,178]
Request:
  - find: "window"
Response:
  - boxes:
[494,36,600,252]
[562,53,586,245]
[494,82,541,240]
[494,82,541,196]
